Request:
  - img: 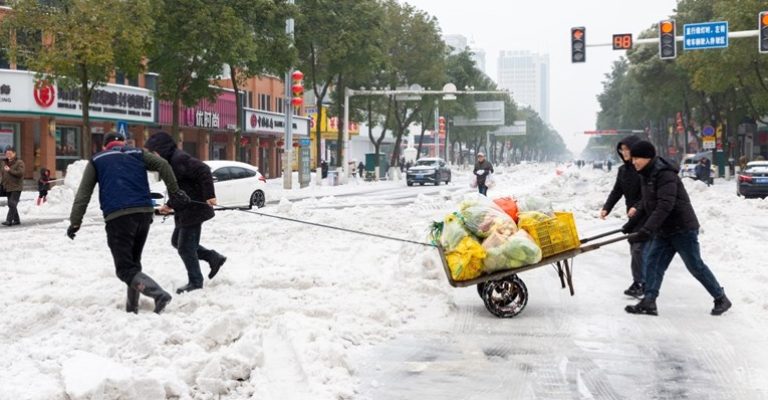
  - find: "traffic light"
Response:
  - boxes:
[659,19,676,59]
[571,27,586,63]
[760,11,768,54]
[290,70,304,108]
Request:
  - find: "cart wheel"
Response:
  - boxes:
[476,282,487,298]
[481,275,528,318]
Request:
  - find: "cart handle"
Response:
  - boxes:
[579,228,623,244]
[580,232,637,252]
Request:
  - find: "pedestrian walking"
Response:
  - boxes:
[37,167,51,205]
[695,157,712,186]
[599,135,647,297]
[606,159,613,172]
[622,140,731,316]
[358,161,364,178]
[144,132,227,294]
[473,152,494,196]
[68,132,189,314]
[2,146,24,226]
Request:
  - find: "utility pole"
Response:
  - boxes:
[433,99,439,157]
[282,0,295,189]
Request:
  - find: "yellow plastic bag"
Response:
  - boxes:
[445,236,486,281]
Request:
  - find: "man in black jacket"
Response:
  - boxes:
[600,135,646,297]
[145,132,227,294]
[622,141,731,316]
[473,152,494,196]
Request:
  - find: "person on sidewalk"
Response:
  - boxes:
[2,146,24,226]
[68,132,189,314]
[473,152,494,196]
[37,167,51,205]
[600,135,647,298]
[144,132,227,294]
[622,140,731,316]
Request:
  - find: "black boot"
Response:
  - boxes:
[130,272,172,314]
[623,282,644,298]
[711,294,732,316]
[126,287,140,313]
[208,253,227,280]
[625,296,658,316]
[176,283,202,294]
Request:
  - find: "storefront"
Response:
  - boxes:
[307,105,360,168]
[156,90,237,161]
[244,108,310,178]
[0,69,155,178]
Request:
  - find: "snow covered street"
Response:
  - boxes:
[1,163,767,399]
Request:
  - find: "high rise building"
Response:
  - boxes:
[497,50,550,123]
[444,34,486,75]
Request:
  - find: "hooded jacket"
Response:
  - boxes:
[602,135,643,214]
[145,132,215,227]
[473,159,494,186]
[38,168,51,192]
[627,156,700,236]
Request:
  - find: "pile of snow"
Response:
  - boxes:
[0,162,766,399]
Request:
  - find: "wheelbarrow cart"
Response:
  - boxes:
[436,223,632,318]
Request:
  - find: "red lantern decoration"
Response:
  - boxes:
[290,70,303,108]
[292,141,300,147]
[239,136,249,147]
[276,139,285,147]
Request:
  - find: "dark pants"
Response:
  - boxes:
[5,191,21,223]
[478,184,488,196]
[171,223,216,287]
[629,241,646,284]
[105,212,153,284]
[643,229,724,300]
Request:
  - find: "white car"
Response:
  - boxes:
[151,160,268,210]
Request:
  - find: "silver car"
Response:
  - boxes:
[406,157,451,186]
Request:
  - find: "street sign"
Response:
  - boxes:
[116,121,129,138]
[703,136,716,150]
[453,101,505,126]
[683,21,729,50]
[702,125,715,136]
[492,120,526,136]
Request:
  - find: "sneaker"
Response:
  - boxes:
[625,297,658,316]
[208,254,227,279]
[711,294,732,316]
[623,282,644,298]
[175,283,202,294]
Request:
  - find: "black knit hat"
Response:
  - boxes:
[103,132,125,146]
[630,140,656,159]
[4,145,15,152]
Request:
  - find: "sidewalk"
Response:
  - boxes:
[265,171,404,203]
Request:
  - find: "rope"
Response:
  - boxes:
[173,200,437,248]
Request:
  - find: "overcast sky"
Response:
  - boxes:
[401,0,678,154]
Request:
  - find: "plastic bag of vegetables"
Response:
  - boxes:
[481,229,542,273]
[458,195,513,238]
[516,195,554,216]
[445,236,487,281]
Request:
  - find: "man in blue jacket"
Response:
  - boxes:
[622,141,731,316]
[68,133,189,313]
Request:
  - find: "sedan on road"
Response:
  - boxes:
[406,157,451,186]
[737,160,768,199]
[152,160,268,210]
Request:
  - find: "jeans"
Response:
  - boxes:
[629,241,646,284]
[105,213,153,284]
[478,184,488,196]
[171,223,216,287]
[5,191,20,223]
[643,229,724,300]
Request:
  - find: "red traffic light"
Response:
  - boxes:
[572,29,584,40]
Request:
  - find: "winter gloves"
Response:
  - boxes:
[621,222,652,242]
[66,225,80,240]
[167,190,191,210]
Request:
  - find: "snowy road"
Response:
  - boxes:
[2,163,767,399]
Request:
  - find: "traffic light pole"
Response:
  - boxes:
[585,29,759,47]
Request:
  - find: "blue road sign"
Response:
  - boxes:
[702,125,715,136]
[683,21,728,50]
[116,121,129,138]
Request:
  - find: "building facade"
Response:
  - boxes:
[497,50,550,124]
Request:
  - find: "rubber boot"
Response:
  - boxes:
[36,197,42,206]
[625,296,658,316]
[130,272,172,314]
[208,252,227,280]
[711,294,732,316]
[126,287,140,313]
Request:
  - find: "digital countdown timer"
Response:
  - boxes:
[613,33,633,50]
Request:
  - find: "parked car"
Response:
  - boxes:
[737,161,768,199]
[406,157,451,186]
[151,160,268,210]
[679,151,716,180]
